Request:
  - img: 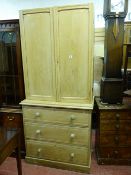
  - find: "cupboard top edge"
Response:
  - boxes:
[20,100,94,110]
[19,3,94,15]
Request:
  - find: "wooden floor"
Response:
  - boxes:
[0,130,131,175]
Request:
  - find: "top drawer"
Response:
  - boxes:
[22,106,91,127]
[0,112,23,128]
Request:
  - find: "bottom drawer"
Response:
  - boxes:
[26,140,90,166]
[99,147,131,159]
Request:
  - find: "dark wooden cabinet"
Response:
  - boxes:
[123,44,131,90]
[95,97,131,165]
[0,108,25,156]
[0,20,25,157]
[0,19,25,106]
[100,1,128,104]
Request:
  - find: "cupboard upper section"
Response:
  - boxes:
[19,4,94,108]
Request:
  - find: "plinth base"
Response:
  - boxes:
[100,77,123,104]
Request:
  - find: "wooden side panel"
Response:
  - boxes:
[20,9,56,101]
[55,5,94,104]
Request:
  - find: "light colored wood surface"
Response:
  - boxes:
[123,23,131,68]
[55,5,94,104]
[24,122,90,146]
[23,106,92,172]
[20,4,94,106]
[20,8,56,101]
[25,156,90,173]
[124,22,131,45]
[23,106,90,126]
[20,99,94,109]
[19,3,94,173]
[26,140,90,166]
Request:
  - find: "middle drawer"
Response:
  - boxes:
[24,122,89,146]
[100,120,131,131]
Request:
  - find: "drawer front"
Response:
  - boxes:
[24,123,89,146]
[100,120,131,131]
[100,132,131,146]
[100,111,131,120]
[23,106,91,126]
[26,140,89,165]
[0,112,25,152]
[99,147,131,159]
[0,113,23,128]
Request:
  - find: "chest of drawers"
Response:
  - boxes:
[95,97,131,165]
[22,105,92,173]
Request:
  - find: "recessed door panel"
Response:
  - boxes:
[21,9,56,101]
[56,6,93,104]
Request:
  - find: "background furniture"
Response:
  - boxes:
[0,108,25,156]
[0,127,22,175]
[95,97,131,165]
[100,0,128,104]
[19,4,94,173]
[123,22,131,91]
[0,20,25,156]
[123,44,131,90]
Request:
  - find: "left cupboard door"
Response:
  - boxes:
[20,9,57,102]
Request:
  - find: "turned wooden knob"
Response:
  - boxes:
[114,136,119,143]
[37,148,42,153]
[115,124,120,129]
[70,133,75,139]
[116,113,120,120]
[70,153,75,158]
[70,115,75,120]
[114,150,118,154]
[36,129,41,134]
[35,112,40,117]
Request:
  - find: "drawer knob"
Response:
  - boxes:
[114,136,119,143]
[70,153,75,158]
[114,150,118,155]
[37,148,42,153]
[70,115,75,120]
[36,129,41,134]
[35,112,40,117]
[108,154,110,158]
[115,124,120,129]
[70,133,75,139]
[8,116,15,121]
[116,114,120,119]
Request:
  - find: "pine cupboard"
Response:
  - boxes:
[19,4,94,173]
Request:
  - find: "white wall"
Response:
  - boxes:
[0,0,91,20]
[0,0,131,27]
[95,0,131,28]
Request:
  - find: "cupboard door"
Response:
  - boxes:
[20,9,56,101]
[55,5,94,104]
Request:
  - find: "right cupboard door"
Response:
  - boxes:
[55,4,94,105]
